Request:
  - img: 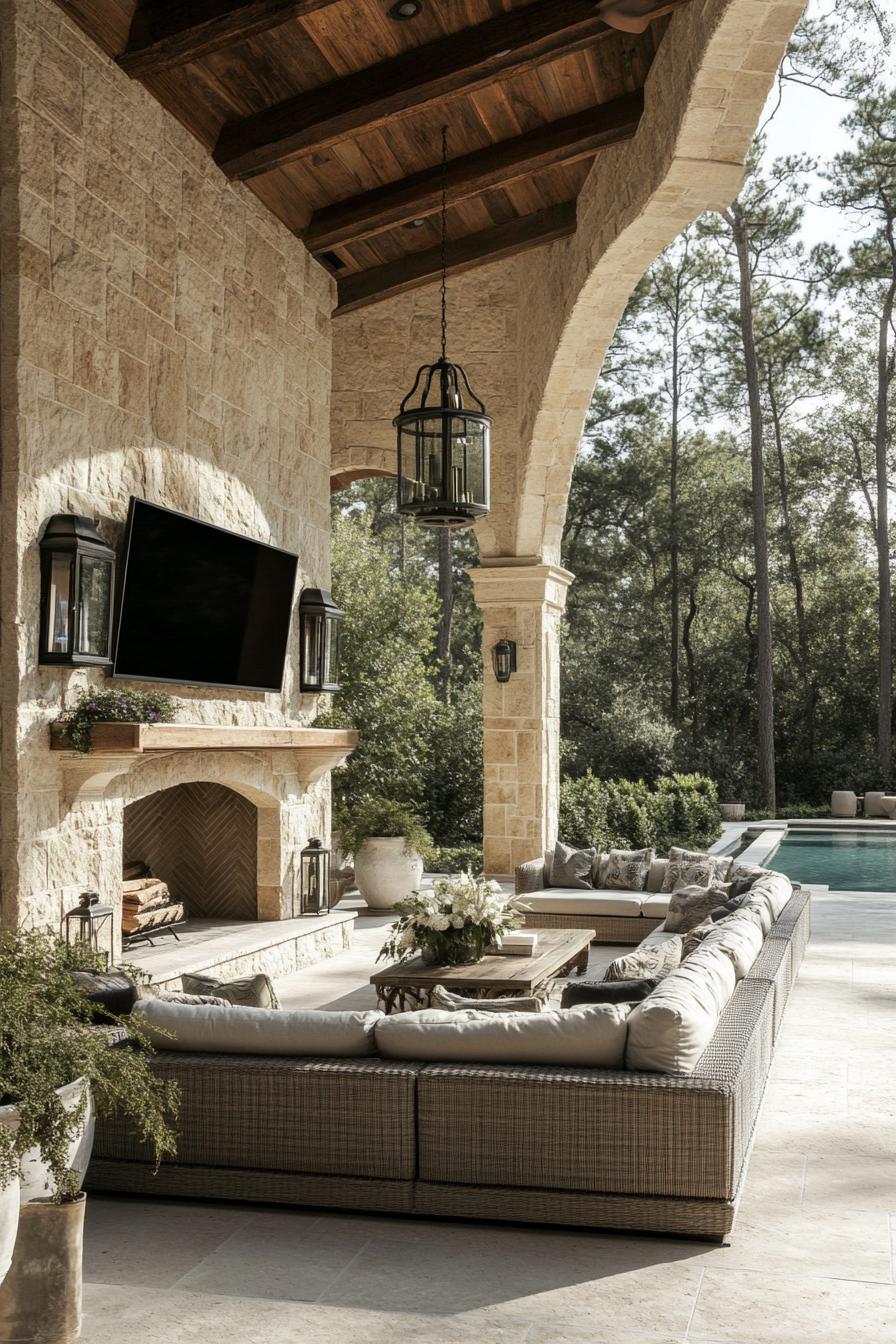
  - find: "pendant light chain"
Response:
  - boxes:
[440,122,448,362]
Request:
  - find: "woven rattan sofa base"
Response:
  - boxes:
[518,911,665,943]
[86,1160,416,1212]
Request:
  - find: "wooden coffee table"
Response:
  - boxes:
[370,927,595,1014]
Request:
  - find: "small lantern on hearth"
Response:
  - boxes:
[39,515,116,666]
[299,589,343,693]
[299,839,331,916]
[62,890,115,966]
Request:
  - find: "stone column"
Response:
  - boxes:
[468,562,573,877]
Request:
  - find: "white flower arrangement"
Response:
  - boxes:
[377,873,522,967]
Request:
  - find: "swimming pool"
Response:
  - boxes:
[766,830,896,891]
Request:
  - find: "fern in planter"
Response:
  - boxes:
[56,688,176,754]
[337,799,434,864]
[0,931,178,1199]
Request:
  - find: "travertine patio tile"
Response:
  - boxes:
[690,1268,896,1343]
[82,1198,254,1288]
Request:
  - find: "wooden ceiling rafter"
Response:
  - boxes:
[303,90,644,254]
[119,0,343,77]
[335,199,578,314]
[211,0,679,180]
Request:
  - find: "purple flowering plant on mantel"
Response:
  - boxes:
[56,688,176,753]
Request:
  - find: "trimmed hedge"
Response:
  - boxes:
[558,772,722,854]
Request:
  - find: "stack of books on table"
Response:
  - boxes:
[493,931,539,957]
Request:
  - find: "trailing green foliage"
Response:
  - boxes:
[0,930,178,1198]
[337,798,433,864]
[559,772,722,854]
[58,688,176,754]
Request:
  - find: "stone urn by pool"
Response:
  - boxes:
[354,837,425,909]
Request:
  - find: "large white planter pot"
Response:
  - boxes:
[354,838,425,908]
[0,1079,94,1206]
[0,1177,19,1288]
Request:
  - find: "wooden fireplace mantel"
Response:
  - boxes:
[50,721,359,801]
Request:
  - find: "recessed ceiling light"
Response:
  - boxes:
[403,218,426,229]
[389,0,422,19]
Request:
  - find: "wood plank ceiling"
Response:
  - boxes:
[57,0,686,313]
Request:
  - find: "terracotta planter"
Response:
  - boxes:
[354,838,424,908]
[0,1193,86,1343]
[0,1079,94,1206]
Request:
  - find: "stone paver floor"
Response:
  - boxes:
[80,891,896,1343]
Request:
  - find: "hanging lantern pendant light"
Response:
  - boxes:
[394,126,491,530]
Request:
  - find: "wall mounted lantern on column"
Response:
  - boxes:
[394,126,491,531]
[299,588,343,693]
[39,515,116,667]
[299,838,331,916]
[492,639,517,684]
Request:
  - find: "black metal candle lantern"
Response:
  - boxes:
[39,515,116,666]
[299,588,343,693]
[62,891,115,965]
[300,839,331,916]
[492,639,517,684]
[394,126,491,531]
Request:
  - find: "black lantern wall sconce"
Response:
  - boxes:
[299,838,331,916]
[299,588,343,693]
[62,891,115,966]
[39,515,116,667]
[492,639,517,684]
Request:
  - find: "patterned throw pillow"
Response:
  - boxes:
[669,847,731,881]
[603,847,654,891]
[430,985,544,1014]
[551,840,596,890]
[603,934,683,982]
[660,859,717,893]
[663,884,730,934]
[181,972,280,1009]
[681,918,716,959]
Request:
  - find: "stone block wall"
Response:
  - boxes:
[0,0,336,933]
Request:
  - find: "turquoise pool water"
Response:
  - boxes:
[768,831,896,891]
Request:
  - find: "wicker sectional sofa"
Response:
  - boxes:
[87,886,810,1242]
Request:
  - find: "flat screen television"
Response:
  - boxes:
[112,498,299,692]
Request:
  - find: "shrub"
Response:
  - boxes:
[429,843,484,874]
[558,771,722,854]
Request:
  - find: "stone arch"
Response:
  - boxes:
[510,0,793,562]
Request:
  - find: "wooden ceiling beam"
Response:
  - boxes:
[334,201,577,315]
[119,0,342,77]
[214,0,687,181]
[304,92,642,254]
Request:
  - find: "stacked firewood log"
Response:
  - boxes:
[121,860,184,935]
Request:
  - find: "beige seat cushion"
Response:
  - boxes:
[639,893,671,918]
[133,997,382,1056]
[625,942,738,1075]
[375,1003,631,1067]
[514,890,644,917]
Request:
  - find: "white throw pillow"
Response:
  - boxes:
[375,1003,631,1067]
[625,942,737,1075]
[133,997,382,1056]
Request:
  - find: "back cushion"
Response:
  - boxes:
[750,872,793,920]
[645,857,669,893]
[133,997,382,1056]
[375,1003,631,1068]
[741,891,774,934]
[663,884,729,933]
[625,943,737,1075]
[698,909,765,979]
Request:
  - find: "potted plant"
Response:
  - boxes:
[338,800,433,908]
[378,874,522,967]
[51,687,176,754]
[0,930,177,1337]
